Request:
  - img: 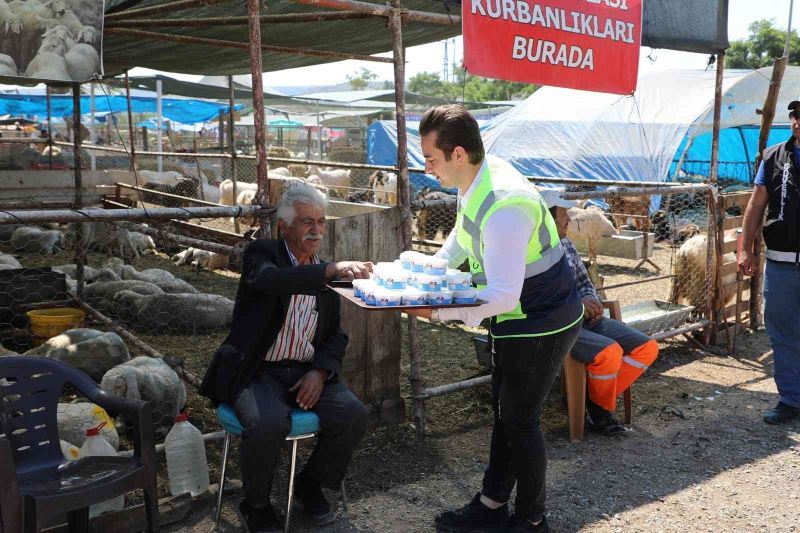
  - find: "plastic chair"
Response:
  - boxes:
[214,404,348,533]
[0,356,158,533]
[562,300,633,442]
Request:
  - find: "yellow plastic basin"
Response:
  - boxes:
[26,308,86,339]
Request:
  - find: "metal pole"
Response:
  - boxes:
[46,85,53,169]
[0,205,268,225]
[124,71,137,170]
[106,11,375,27]
[105,0,232,20]
[72,84,86,300]
[246,0,270,238]
[289,0,460,25]
[229,75,241,233]
[389,0,423,438]
[156,78,164,172]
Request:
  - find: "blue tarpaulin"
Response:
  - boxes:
[367,120,442,194]
[0,94,242,124]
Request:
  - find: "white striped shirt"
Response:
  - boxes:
[263,242,319,363]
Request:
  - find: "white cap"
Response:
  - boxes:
[539,188,577,209]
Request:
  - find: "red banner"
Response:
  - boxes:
[463,0,642,95]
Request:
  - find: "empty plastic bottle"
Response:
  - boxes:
[165,413,210,497]
[78,422,125,518]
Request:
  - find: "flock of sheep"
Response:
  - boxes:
[0,0,100,81]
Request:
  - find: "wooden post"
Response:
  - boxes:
[750,56,789,329]
[142,126,149,151]
[124,71,137,170]
[705,52,725,347]
[389,0,423,437]
[228,75,241,234]
[72,84,86,300]
[246,0,270,238]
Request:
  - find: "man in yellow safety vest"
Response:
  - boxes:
[405,105,584,533]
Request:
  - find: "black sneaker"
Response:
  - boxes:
[504,514,550,533]
[293,471,336,526]
[586,399,627,436]
[435,492,508,532]
[764,402,800,425]
[237,501,282,533]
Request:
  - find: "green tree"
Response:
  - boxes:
[727,19,800,69]
[408,65,538,103]
[347,68,379,90]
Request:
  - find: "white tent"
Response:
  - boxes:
[483,67,800,184]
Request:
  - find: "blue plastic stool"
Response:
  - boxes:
[214,404,347,532]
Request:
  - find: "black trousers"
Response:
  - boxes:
[234,361,369,508]
[481,323,581,522]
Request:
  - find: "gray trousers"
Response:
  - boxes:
[234,361,368,508]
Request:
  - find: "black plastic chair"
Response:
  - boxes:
[0,356,159,532]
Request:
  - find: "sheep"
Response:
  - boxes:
[64,222,143,262]
[295,151,306,160]
[288,164,308,177]
[9,0,48,31]
[303,174,329,196]
[0,54,17,77]
[566,206,618,290]
[36,24,73,54]
[414,187,456,240]
[42,0,95,42]
[25,51,69,80]
[669,232,737,315]
[64,42,99,81]
[173,247,229,271]
[269,167,291,177]
[0,0,21,32]
[112,290,234,333]
[136,170,183,186]
[10,226,63,254]
[26,328,131,382]
[101,356,186,436]
[369,170,398,205]
[141,177,199,205]
[0,253,22,271]
[219,179,257,206]
[127,231,156,257]
[307,166,351,198]
[607,195,650,231]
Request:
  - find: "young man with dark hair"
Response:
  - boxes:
[406,105,583,533]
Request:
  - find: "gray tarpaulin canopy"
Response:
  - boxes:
[101,0,729,77]
[102,0,462,75]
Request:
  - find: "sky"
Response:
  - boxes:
[129,0,798,90]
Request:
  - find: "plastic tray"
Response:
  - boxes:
[329,285,485,311]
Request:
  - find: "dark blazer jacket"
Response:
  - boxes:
[199,239,347,406]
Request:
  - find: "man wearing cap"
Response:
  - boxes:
[542,190,659,435]
[405,105,584,533]
[739,100,800,425]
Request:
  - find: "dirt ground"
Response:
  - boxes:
[6,234,798,532]
[163,319,799,533]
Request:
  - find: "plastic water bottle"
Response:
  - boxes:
[78,422,125,517]
[165,413,210,497]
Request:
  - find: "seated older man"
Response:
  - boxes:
[200,183,372,532]
[540,189,659,436]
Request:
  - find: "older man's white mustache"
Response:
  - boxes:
[303,233,322,241]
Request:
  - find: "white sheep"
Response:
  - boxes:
[36,24,73,54]
[43,0,95,42]
[0,0,21,32]
[307,166,351,198]
[669,232,737,314]
[0,54,17,77]
[25,51,68,80]
[9,0,48,31]
[10,226,63,254]
[566,205,618,258]
[64,42,99,81]
[218,179,257,206]
[0,253,22,270]
[304,174,329,196]
[269,167,291,177]
[136,169,183,186]
[369,170,397,205]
